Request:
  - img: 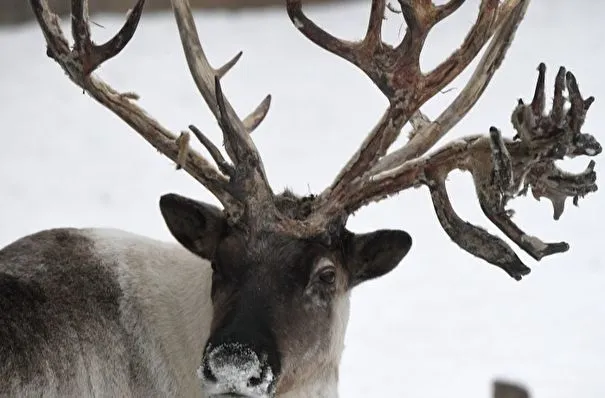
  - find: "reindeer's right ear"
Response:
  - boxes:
[159,193,227,261]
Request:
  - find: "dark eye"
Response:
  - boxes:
[211,262,225,282]
[318,267,336,284]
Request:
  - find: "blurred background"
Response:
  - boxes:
[0,1,603,397]
[0,0,347,25]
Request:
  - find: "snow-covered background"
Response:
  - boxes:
[1,1,603,396]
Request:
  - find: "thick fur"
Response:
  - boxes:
[0,228,341,397]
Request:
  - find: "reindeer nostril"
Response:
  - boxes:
[248,376,262,387]
[248,360,273,388]
[202,361,216,382]
[248,377,261,387]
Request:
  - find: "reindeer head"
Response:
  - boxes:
[30,0,600,396]
[159,193,411,395]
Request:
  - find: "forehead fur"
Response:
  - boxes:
[216,228,344,272]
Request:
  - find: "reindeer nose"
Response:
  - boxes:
[200,343,275,395]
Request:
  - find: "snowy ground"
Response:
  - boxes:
[1,1,604,397]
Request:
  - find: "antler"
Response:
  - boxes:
[289,1,601,279]
[31,0,600,278]
[30,0,277,227]
[287,0,528,216]
[170,0,279,226]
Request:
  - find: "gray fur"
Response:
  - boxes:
[0,228,212,397]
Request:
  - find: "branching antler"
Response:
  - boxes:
[287,0,525,209]
[30,0,236,207]
[288,1,600,278]
[30,0,279,228]
[31,0,600,279]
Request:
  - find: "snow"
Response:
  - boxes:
[200,342,274,397]
[1,1,604,397]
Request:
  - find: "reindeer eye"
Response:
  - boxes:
[318,268,336,284]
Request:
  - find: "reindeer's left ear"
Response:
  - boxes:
[345,229,412,287]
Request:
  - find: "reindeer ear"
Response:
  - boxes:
[159,193,227,261]
[345,229,412,287]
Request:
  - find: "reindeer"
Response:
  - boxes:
[1,0,600,397]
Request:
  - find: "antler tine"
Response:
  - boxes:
[70,0,147,75]
[364,0,386,48]
[170,0,276,213]
[435,0,466,20]
[188,124,235,177]
[243,94,272,133]
[396,0,458,64]
[427,174,531,281]
[29,0,242,212]
[217,94,272,166]
[70,0,92,61]
[551,66,567,126]
[421,0,499,99]
[285,0,359,66]
[216,51,243,78]
[530,62,547,115]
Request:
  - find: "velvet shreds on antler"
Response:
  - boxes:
[438,64,600,278]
